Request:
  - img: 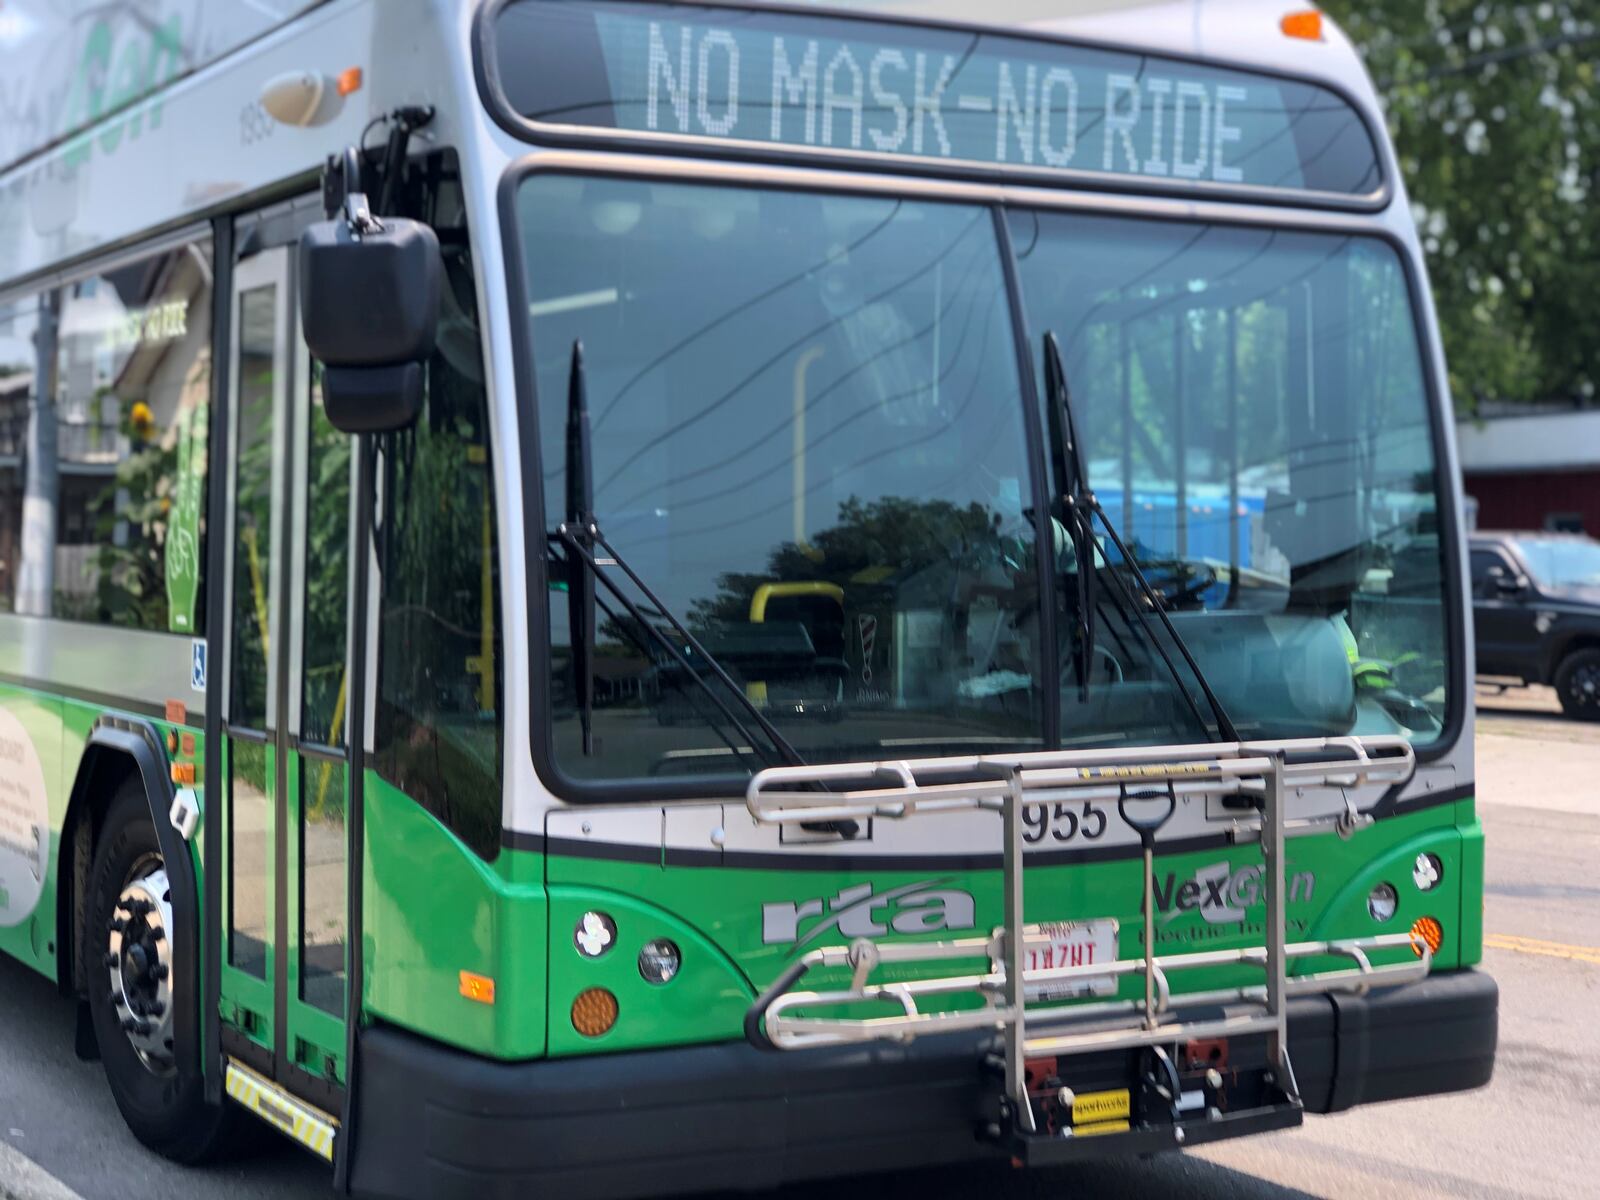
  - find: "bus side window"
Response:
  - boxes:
[54,244,214,631]
[370,158,504,862]
[0,296,41,611]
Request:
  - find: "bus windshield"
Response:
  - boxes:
[1012,212,1449,745]
[514,175,1450,785]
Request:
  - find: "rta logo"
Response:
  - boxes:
[762,880,976,949]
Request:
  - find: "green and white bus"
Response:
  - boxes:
[0,1,1495,1195]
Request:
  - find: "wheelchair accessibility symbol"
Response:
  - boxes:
[191,640,207,692]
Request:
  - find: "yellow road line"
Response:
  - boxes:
[1483,933,1600,965]
[1488,932,1597,951]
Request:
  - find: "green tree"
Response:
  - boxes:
[1323,2,1600,412]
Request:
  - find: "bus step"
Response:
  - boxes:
[224,1058,339,1161]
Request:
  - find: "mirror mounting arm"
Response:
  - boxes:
[342,188,382,239]
[320,106,436,223]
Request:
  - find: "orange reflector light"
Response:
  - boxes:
[170,762,196,785]
[1281,10,1323,40]
[571,987,619,1037]
[337,67,363,97]
[1410,916,1444,956]
[459,970,496,1004]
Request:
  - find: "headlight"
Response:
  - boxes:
[574,911,617,958]
[1413,852,1443,892]
[1367,883,1399,922]
[638,939,681,984]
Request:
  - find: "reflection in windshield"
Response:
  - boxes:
[1010,211,1448,743]
[520,178,1045,779]
[1516,538,1600,589]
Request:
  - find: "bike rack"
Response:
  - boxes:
[743,736,1426,1142]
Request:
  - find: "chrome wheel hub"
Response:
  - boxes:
[106,862,176,1071]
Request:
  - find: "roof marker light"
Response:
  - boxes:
[1281,10,1324,41]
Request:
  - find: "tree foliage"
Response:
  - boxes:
[1323,1,1600,412]
[687,494,1012,631]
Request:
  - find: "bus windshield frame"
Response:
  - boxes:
[477,0,1391,213]
[501,157,1465,800]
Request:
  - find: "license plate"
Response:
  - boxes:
[1024,918,1118,1000]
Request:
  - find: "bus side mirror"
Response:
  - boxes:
[299,213,441,433]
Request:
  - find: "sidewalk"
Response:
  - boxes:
[1476,685,1600,817]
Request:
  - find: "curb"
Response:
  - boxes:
[0,1141,84,1200]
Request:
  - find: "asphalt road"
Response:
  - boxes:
[3,687,1596,1200]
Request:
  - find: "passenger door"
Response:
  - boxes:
[219,244,352,1109]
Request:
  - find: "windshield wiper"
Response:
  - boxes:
[1043,332,1098,701]
[555,340,817,775]
[1042,331,1241,743]
[565,341,599,754]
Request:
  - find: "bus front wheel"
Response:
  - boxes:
[86,780,234,1163]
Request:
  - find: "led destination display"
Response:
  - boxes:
[493,0,1383,198]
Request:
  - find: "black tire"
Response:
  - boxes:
[86,779,236,1163]
[1554,648,1600,721]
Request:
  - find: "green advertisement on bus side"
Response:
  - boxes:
[166,402,206,633]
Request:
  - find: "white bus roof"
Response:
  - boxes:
[0,0,1388,291]
[830,0,1379,107]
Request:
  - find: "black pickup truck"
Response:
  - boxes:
[1470,531,1600,719]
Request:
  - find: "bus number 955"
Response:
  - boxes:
[1022,801,1108,844]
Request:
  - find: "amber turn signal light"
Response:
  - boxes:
[1410,916,1443,956]
[459,970,495,1004]
[571,987,619,1037]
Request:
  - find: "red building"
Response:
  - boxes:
[1457,407,1600,534]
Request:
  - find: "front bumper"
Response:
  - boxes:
[346,968,1497,1200]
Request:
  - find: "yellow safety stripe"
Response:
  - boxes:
[224,1059,338,1161]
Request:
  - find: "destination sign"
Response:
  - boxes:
[493,1,1382,199]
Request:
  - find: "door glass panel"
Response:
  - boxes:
[298,757,346,1016]
[299,366,349,1017]
[231,285,277,728]
[228,281,280,980]
[228,741,271,977]
[301,365,350,746]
